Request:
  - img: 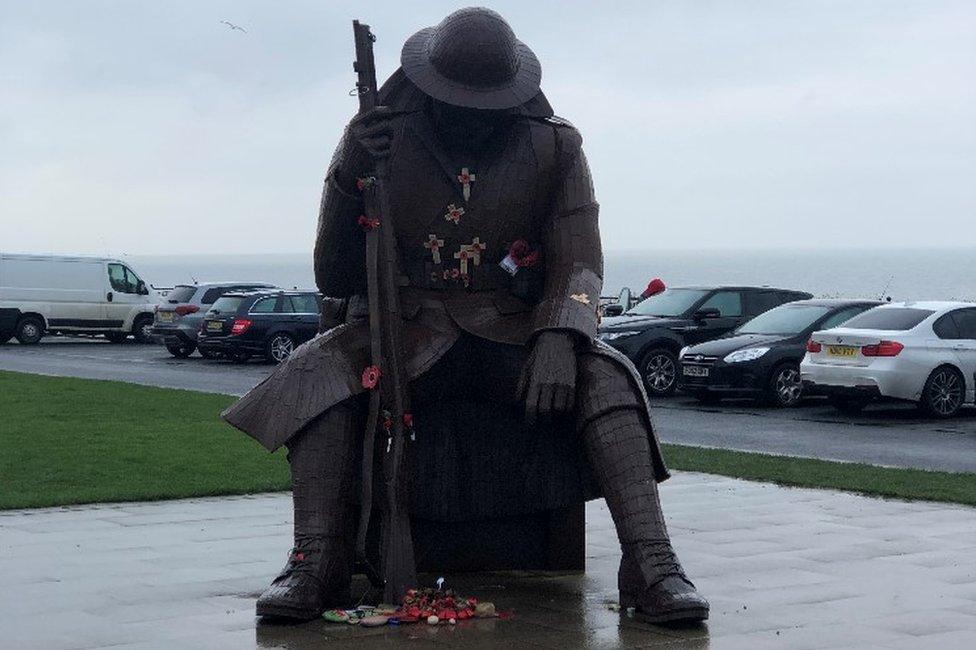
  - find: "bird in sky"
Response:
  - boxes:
[220,20,247,33]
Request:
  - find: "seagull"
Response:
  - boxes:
[220,20,247,33]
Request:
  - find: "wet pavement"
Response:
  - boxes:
[2,338,975,473]
[3,472,976,649]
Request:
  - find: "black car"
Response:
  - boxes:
[197,290,321,364]
[598,286,812,396]
[678,299,881,406]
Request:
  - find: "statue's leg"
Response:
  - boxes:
[255,401,360,620]
[578,356,709,623]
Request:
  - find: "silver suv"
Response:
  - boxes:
[153,282,277,358]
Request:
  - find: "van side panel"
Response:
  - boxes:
[0,256,109,328]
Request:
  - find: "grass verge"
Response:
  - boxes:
[0,370,288,510]
[662,443,976,507]
[2,370,975,510]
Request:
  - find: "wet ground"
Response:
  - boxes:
[2,338,974,473]
[3,473,976,649]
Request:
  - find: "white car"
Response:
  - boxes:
[801,301,976,418]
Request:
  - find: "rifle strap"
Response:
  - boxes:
[355,201,385,589]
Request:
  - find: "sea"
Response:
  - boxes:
[128,248,975,303]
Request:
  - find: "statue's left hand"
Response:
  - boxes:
[519,331,578,427]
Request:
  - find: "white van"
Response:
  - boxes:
[0,253,161,344]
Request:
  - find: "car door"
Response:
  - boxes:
[104,262,146,328]
[287,293,321,343]
[946,308,976,403]
[684,290,744,345]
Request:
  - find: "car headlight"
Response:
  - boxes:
[598,330,641,342]
[679,346,690,359]
[724,347,770,363]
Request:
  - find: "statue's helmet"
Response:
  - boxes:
[401,7,542,110]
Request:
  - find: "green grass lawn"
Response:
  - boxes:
[2,370,976,510]
[0,370,288,510]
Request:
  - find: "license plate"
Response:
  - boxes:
[158,312,173,322]
[683,365,709,377]
[207,321,223,332]
[827,345,857,357]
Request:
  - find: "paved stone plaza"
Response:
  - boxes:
[2,473,976,649]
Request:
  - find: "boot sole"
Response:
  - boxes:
[256,602,324,621]
[619,592,709,624]
[256,588,352,621]
[631,606,709,624]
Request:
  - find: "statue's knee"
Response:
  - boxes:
[577,356,645,426]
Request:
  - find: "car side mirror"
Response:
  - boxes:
[603,304,624,317]
[137,281,149,295]
[694,307,721,321]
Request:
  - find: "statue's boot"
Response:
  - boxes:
[582,409,709,624]
[256,405,358,620]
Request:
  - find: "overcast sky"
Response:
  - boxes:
[1,1,974,255]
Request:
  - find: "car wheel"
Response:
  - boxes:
[266,333,295,364]
[829,395,868,415]
[640,349,678,397]
[229,350,251,364]
[765,363,803,408]
[920,366,965,419]
[132,315,154,344]
[15,317,45,344]
[105,332,127,343]
[199,348,223,360]
[166,341,196,358]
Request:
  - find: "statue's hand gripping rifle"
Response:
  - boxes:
[351,19,416,604]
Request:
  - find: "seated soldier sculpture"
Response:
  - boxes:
[223,6,708,625]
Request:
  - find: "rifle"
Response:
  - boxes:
[351,19,416,604]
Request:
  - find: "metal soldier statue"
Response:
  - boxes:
[224,7,708,625]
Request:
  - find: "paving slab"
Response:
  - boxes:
[3,473,976,649]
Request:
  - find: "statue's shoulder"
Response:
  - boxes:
[542,115,576,129]
[526,114,583,168]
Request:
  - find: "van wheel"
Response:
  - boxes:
[919,366,965,418]
[15,317,44,344]
[105,333,127,343]
[132,315,154,344]
[166,341,196,358]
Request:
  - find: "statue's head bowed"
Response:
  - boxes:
[400,7,542,110]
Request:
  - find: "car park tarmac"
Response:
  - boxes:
[2,338,974,473]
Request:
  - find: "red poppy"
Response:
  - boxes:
[357,215,380,231]
[402,413,414,428]
[361,365,381,390]
[509,239,539,268]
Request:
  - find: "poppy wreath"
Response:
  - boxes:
[508,239,539,267]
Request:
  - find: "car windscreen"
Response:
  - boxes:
[166,285,197,304]
[838,307,934,331]
[627,289,708,317]
[737,304,831,335]
[208,296,243,314]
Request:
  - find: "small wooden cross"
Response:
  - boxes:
[457,167,476,201]
[444,203,465,225]
[453,248,470,275]
[454,238,487,276]
[423,234,445,264]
